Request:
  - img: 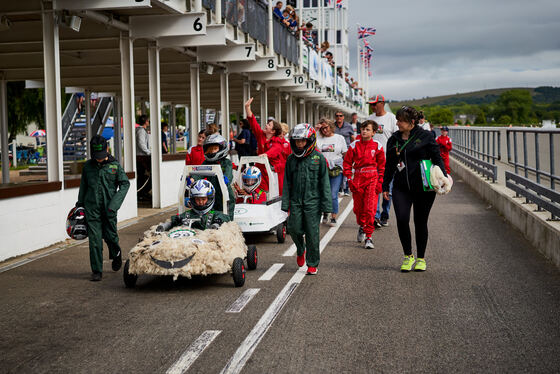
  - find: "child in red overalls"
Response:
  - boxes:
[343,120,386,249]
[436,126,452,174]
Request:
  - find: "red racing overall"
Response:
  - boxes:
[436,135,452,174]
[343,139,386,238]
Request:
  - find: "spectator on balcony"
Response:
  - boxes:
[324,51,335,67]
[285,5,298,32]
[274,1,284,19]
[320,41,330,55]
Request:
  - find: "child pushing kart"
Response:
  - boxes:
[282,124,332,275]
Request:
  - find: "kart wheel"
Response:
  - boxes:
[276,222,287,243]
[247,245,258,270]
[232,257,245,287]
[123,260,138,288]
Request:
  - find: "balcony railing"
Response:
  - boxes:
[273,17,299,65]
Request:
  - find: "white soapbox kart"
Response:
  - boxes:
[233,156,289,243]
[123,164,257,288]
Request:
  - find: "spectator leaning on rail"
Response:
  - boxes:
[436,126,452,174]
[282,124,332,275]
[77,135,130,282]
[382,106,448,272]
[244,98,286,194]
[368,95,398,228]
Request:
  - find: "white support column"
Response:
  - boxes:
[190,63,200,147]
[42,4,63,182]
[275,89,281,122]
[314,104,320,122]
[120,32,136,173]
[148,42,162,208]
[220,71,230,142]
[193,0,202,12]
[242,79,251,118]
[214,0,222,24]
[260,84,267,122]
[85,90,92,159]
[286,93,293,127]
[268,0,273,53]
[0,75,8,184]
[292,97,298,125]
[300,99,306,124]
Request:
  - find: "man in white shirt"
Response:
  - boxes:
[367,95,397,227]
[135,115,151,200]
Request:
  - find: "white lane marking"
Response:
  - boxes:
[0,206,177,274]
[166,330,221,374]
[258,263,284,281]
[282,197,344,257]
[225,288,261,313]
[220,201,354,374]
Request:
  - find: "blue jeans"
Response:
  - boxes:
[329,173,343,214]
[376,180,392,220]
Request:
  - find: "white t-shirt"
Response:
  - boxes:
[368,112,398,154]
[317,133,348,169]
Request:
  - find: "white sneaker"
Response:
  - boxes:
[364,238,374,249]
[321,213,329,224]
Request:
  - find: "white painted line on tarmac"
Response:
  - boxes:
[166,330,221,374]
[220,201,354,374]
[258,263,284,281]
[282,197,344,257]
[226,288,261,313]
[0,206,177,274]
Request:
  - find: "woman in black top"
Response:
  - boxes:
[382,106,448,272]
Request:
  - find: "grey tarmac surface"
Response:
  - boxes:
[1,178,559,374]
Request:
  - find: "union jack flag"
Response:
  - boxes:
[357,26,376,39]
[336,0,343,9]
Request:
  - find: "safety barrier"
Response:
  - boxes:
[448,127,501,164]
[451,148,498,182]
[506,128,560,190]
[506,171,560,220]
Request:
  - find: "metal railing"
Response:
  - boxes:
[219,0,268,45]
[273,17,299,65]
[61,93,80,144]
[506,171,560,220]
[451,148,498,182]
[506,128,560,190]
[448,127,501,164]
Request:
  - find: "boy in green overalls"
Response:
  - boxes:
[77,135,130,281]
[282,124,332,275]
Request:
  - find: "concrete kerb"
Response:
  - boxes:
[449,157,560,269]
[0,205,178,273]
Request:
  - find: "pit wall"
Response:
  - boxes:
[450,158,560,268]
[0,179,137,262]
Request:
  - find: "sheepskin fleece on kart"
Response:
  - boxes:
[128,222,247,280]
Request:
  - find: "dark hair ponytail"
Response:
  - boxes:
[396,106,420,126]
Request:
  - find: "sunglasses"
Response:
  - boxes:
[335,114,344,117]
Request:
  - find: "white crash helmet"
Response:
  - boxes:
[203,133,229,162]
[189,179,216,215]
[289,123,317,157]
[241,166,262,193]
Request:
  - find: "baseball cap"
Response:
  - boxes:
[368,95,385,104]
[441,126,449,131]
[91,135,108,160]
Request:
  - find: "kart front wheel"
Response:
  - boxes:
[247,245,258,270]
[276,222,287,243]
[232,257,246,287]
[123,260,138,288]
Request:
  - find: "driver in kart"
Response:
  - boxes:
[169,179,230,230]
[236,166,267,204]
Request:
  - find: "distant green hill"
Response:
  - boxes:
[391,86,560,107]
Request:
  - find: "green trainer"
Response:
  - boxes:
[414,258,427,271]
[400,255,415,272]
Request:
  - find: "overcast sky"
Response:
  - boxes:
[347,0,560,101]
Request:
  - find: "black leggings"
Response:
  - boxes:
[392,187,436,258]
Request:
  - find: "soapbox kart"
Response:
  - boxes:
[233,156,289,243]
[123,164,257,288]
